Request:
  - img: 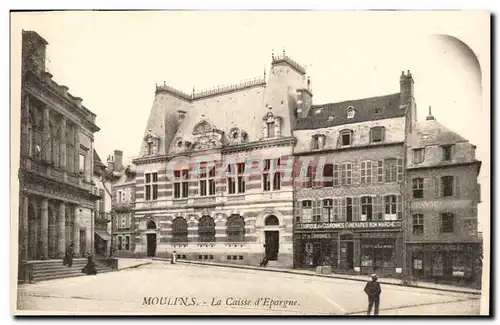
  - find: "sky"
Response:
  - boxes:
[10,11,490,230]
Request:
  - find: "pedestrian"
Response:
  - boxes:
[62,242,74,267]
[259,244,268,267]
[171,251,177,264]
[364,273,381,315]
[81,252,98,275]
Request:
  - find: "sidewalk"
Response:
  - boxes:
[153,258,481,296]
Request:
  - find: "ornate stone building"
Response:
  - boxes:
[291,71,415,276]
[107,150,137,257]
[131,53,307,267]
[404,107,482,284]
[18,30,101,278]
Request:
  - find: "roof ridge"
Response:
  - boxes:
[312,92,400,108]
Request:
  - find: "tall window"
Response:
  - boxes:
[267,122,275,138]
[413,148,425,164]
[412,214,424,235]
[332,198,340,221]
[263,159,271,191]
[323,164,334,187]
[301,200,312,223]
[441,176,454,197]
[442,145,453,161]
[333,164,340,186]
[361,196,373,221]
[227,164,236,194]
[263,159,282,191]
[322,199,333,222]
[99,189,105,212]
[147,142,153,155]
[305,165,315,188]
[174,169,189,198]
[340,130,353,146]
[79,153,85,173]
[198,215,215,242]
[440,213,454,233]
[227,215,245,242]
[199,163,216,196]
[361,161,372,184]
[312,200,322,223]
[312,135,320,150]
[145,172,158,201]
[370,127,385,143]
[237,163,246,193]
[384,195,397,219]
[172,217,188,242]
[412,178,424,198]
[346,197,353,221]
[341,162,352,185]
[384,159,397,183]
[273,159,282,190]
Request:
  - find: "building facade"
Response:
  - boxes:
[291,72,416,276]
[18,30,101,275]
[93,150,113,257]
[108,150,137,257]
[131,53,310,268]
[405,108,482,284]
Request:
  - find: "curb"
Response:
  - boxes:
[118,261,152,271]
[154,258,481,296]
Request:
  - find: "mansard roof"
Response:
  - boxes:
[409,118,469,148]
[294,93,404,130]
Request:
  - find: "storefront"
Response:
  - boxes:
[407,243,482,285]
[294,220,403,276]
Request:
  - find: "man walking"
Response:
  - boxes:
[364,274,381,315]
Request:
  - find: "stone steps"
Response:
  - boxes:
[28,258,116,282]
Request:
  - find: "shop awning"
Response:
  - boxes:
[95,230,111,241]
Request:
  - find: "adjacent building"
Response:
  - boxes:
[130,53,309,267]
[93,150,113,257]
[107,150,137,257]
[405,107,482,284]
[18,30,101,279]
[291,71,415,276]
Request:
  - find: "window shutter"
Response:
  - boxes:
[371,161,377,185]
[381,127,386,142]
[352,197,359,221]
[451,144,456,160]
[454,176,461,196]
[317,199,323,221]
[434,177,441,197]
[397,195,403,219]
[397,158,404,182]
[352,160,359,185]
[341,197,346,221]
[360,161,366,184]
[377,160,384,183]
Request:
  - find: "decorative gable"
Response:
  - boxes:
[261,111,282,139]
[190,117,226,151]
[143,129,160,156]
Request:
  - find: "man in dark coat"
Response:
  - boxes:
[62,242,74,267]
[259,244,268,267]
[364,274,381,315]
[82,252,97,275]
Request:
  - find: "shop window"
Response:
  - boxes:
[360,238,395,268]
[384,195,397,220]
[413,148,425,164]
[145,172,158,201]
[384,159,397,183]
[361,196,373,221]
[301,200,313,223]
[360,161,372,184]
[323,164,334,187]
[432,252,444,276]
[412,178,424,198]
[227,215,245,242]
[172,217,188,242]
[412,214,424,235]
[440,213,454,233]
[198,215,215,242]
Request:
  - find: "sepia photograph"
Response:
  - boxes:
[9,9,491,316]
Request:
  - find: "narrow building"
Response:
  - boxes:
[405,107,482,285]
[18,30,101,280]
[92,150,113,257]
[292,71,417,276]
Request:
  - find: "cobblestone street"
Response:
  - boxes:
[17,260,481,315]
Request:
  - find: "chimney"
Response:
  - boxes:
[107,155,114,171]
[22,30,48,76]
[114,150,123,171]
[177,110,187,124]
[400,70,414,107]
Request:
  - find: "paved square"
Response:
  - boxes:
[17,261,480,315]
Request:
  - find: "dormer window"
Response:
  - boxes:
[144,130,159,156]
[312,134,325,150]
[262,112,281,139]
[346,106,355,119]
[339,129,353,147]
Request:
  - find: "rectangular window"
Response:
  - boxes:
[341,131,352,146]
[413,259,423,270]
[441,213,454,233]
[341,162,352,185]
[361,196,373,221]
[125,236,130,250]
[79,153,85,173]
[323,164,334,187]
[272,158,281,190]
[322,199,333,222]
[312,200,322,223]
[333,198,340,221]
[384,195,397,219]
[263,159,271,191]
[301,200,312,223]
[99,189,105,212]
[116,190,122,204]
[198,162,215,197]
[267,122,275,138]
[181,169,189,198]
[333,164,339,186]
[412,178,424,198]
[412,214,424,235]
[384,159,397,183]
[306,165,315,188]
[360,161,372,184]
[208,165,216,196]
[370,127,384,143]
[442,176,454,197]
[227,164,236,194]
[237,162,246,193]
[377,160,384,183]
[145,172,158,201]
[442,145,453,161]
[174,170,181,198]
[346,197,353,221]
[413,148,425,164]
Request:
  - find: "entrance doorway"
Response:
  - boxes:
[147,234,157,257]
[265,231,279,261]
[339,233,354,270]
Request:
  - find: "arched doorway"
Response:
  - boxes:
[146,219,157,257]
[264,215,280,261]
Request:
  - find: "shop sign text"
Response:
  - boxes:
[297,221,402,231]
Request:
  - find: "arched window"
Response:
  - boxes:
[265,215,279,226]
[226,214,245,242]
[198,215,215,242]
[146,219,157,230]
[171,217,188,243]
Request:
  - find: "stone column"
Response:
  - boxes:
[73,206,81,257]
[42,106,51,162]
[59,117,67,169]
[21,195,29,261]
[74,125,80,174]
[58,202,66,257]
[40,199,49,259]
